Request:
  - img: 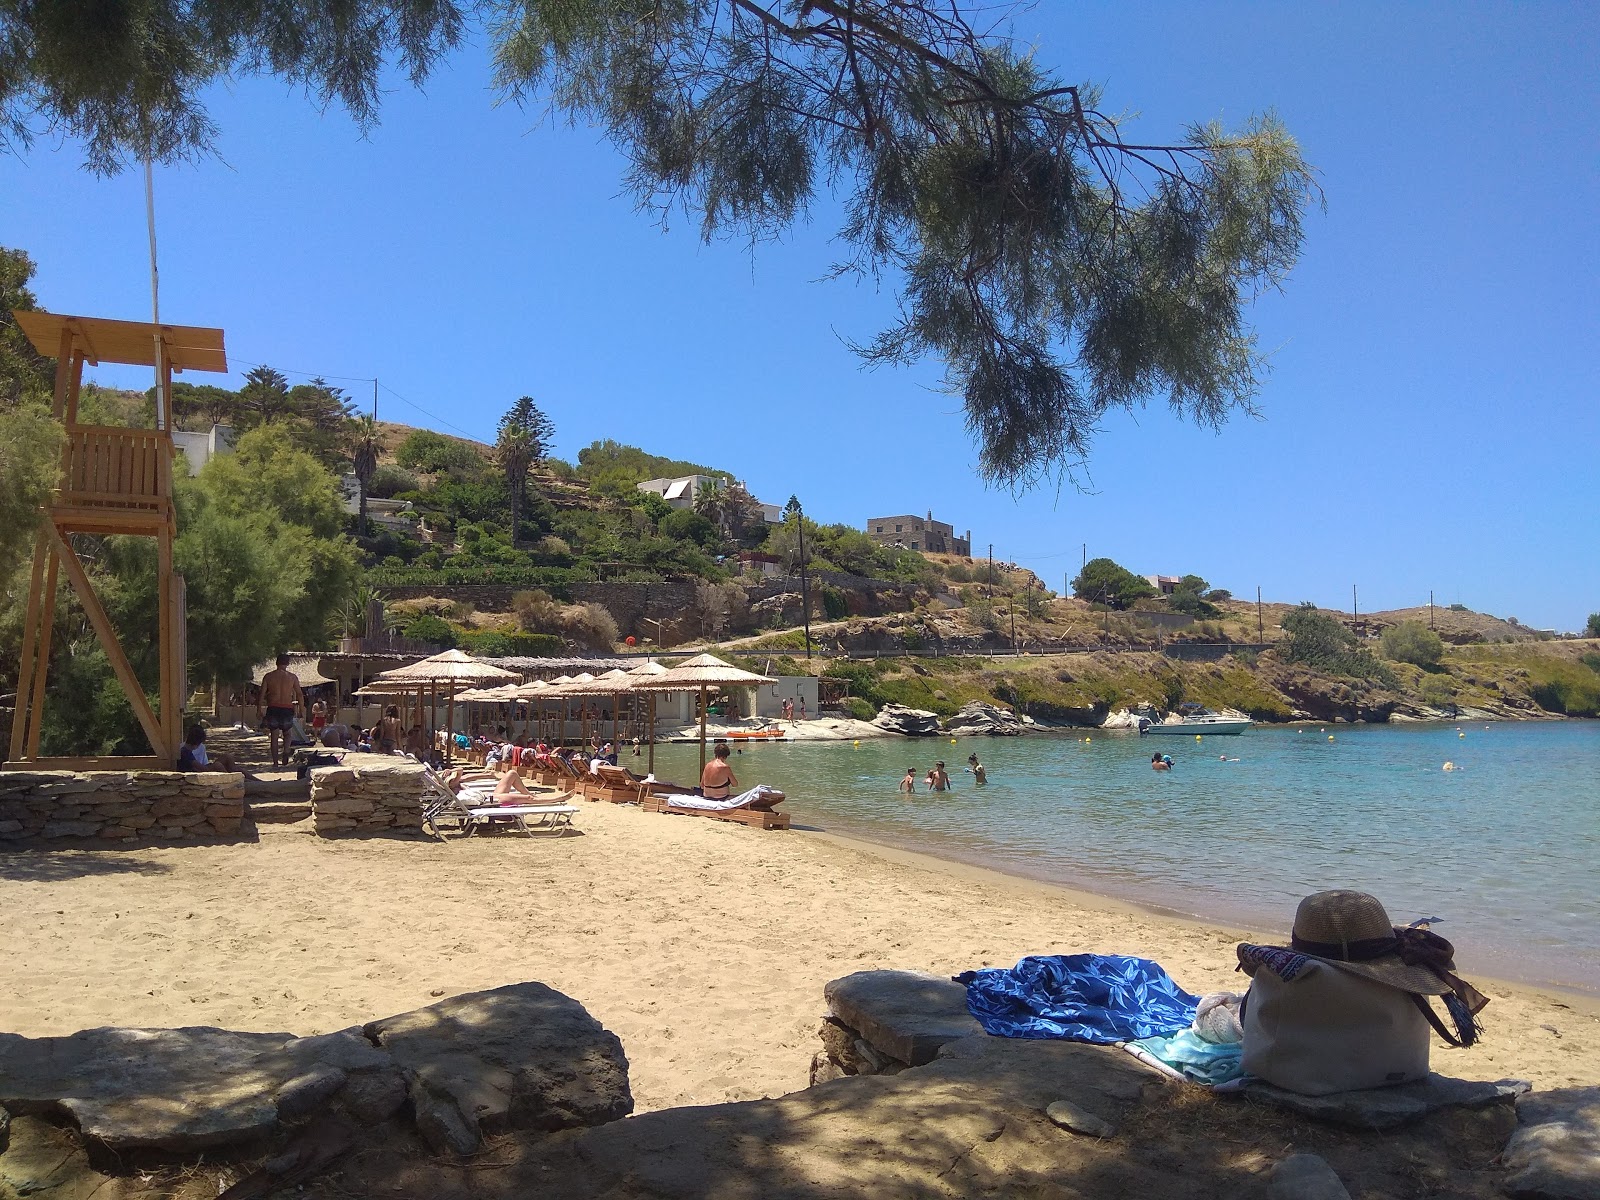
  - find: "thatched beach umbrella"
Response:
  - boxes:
[629,659,669,773]
[632,653,776,774]
[372,649,518,761]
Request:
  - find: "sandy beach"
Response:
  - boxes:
[2,805,1595,1113]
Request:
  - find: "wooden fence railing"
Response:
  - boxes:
[58,425,167,511]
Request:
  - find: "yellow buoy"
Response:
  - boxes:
[1195,734,1203,742]
[950,737,957,744]
[1458,732,1465,738]
[1328,734,1335,741]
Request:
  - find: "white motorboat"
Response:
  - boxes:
[1139,705,1254,736]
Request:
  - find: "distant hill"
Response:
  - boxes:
[1365,605,1545,643]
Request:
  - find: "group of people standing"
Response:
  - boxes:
[899,754,987,794]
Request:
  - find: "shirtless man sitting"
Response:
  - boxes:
[257,653,303,768]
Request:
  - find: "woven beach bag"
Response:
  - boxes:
[1241,957,1430,1095]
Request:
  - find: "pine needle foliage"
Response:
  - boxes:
[3,0,1318,485]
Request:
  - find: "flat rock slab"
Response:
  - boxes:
[1241,1073,1530,1131]
[0,1026,296,1157]
[1268,1152,1351,1200]
[1502,1086,1600,1200]
[824,970,983,1067]
[0,984,629,1164]
[376,1034,1169,1200]
[364,981,632,1156]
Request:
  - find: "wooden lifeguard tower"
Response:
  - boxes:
[5,311,228,770]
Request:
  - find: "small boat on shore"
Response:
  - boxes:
[1139,705,1254,736]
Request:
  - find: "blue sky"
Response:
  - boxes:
[6,3,1597,629]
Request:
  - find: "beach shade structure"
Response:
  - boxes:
[631,653,776,775]
[370,650,518,761]
[629,660,671,773]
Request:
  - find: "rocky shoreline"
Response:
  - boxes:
[3,972,1593,1199]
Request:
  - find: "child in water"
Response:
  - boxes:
[899,768,916,794]
[1152,753,1174,771]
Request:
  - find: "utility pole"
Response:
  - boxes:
[372,378,378,421]
[1430,589,1435,630]
[793,499,813,661]
[1256,586,1264,644]
[1353,584,1359,633]
[1010,593,1017,654]
[988,544,994,597]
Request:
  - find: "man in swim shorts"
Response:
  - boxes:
[257,653,303,768]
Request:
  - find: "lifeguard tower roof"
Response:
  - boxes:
[14,310,227,373]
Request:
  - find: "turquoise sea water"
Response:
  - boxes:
[645,722,1600,992]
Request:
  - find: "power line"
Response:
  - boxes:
[227,356,486,441]
[228,357,377,385]
[378,382,483,441]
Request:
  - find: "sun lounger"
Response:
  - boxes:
[462,802,579,837]
[641,786,790,830]
[420,766,571,836]
[590,763,649,803]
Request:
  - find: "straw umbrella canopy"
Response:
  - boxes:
[631,653,776,773]
[372,648,518,688]
[371,650,518,761]
[628,659,670,773]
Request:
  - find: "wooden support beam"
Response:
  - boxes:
[8,535,49,762]
[50,326,73,421]
[157,526,178,757]
[63,351,84,425]
[25,549,60,760]
[42,522,167,759]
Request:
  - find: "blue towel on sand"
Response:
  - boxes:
[956,954,1199,1043]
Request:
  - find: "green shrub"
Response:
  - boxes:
[1282,604,1399,687]
[1381,621,1445,669]
[842,696,876,721]
[403,614,458,648]
[458,630,564,657]
[394,430,484,474]
[367,463,419,498]
[1581,652,1600,674]
[821,586,849,620]
[1071,557,1156,609]
[1527,666,1600,716]
[1419,674,1458,708]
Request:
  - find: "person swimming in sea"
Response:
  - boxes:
[1152,752,1173,771]
[965,753,987,786]
[899,768,916,794]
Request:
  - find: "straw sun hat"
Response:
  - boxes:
[1264,889,1453,996]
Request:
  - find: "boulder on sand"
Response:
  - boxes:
[0,982,632,1165]
[871,704,942,736]
[944,701,1025,737]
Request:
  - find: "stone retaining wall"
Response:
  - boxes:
[310,759,428,835]
[0,771,245,842]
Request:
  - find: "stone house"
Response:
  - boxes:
[864,511,971,556]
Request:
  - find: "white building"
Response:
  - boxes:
[637,475,783,523]
[171,424,234,476]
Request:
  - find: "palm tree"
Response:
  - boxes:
[352,415,379,536]
[497,426,532,548]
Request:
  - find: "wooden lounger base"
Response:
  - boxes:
[642,794,790,830]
